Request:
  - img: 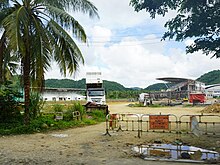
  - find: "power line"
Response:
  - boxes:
[88,37,164,44]
[78,39,177,47]
[87,32,164,39]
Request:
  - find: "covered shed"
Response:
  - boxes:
[156,77,205,100]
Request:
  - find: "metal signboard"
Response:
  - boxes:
[149,115,169,130]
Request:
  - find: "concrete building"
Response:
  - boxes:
[156,77,205,99]
[42,88,86,101]
[205,84,220,99]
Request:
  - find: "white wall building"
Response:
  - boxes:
[205,84,220,99]
[42,88,86,101]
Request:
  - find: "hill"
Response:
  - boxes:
[45,70,220,92]
[196,70,220,85]
[145,70,220,91]
[45,79,128,91]
[45,79,85,89]
[145,83,168,91]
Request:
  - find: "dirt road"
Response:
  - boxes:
[0,102,219,165]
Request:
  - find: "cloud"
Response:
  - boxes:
[45,0,220,89]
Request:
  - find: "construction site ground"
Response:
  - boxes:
[0,101,219,165]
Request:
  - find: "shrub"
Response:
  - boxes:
[53,104,64,112]
[90,110,106,122]
[29,92,45,119]
[0,81,23,123]
[67,102,85,120]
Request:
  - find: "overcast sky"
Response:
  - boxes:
[45,0,220,88]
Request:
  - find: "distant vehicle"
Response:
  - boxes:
[86,72,106,105]
[182,97,188,102]
[85,72,108,114]
[139,93,149,103]
[139,93,152,106]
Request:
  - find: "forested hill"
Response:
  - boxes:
[196,70,220,85]
[144,83,169,91]
[45,70,220,91]
[45,79,128,91]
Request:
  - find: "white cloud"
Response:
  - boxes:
[184,39,194,46]
[45,0,220,88]
[91,26,112,43]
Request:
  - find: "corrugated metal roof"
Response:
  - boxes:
[157,77,193,83]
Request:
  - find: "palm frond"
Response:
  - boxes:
[0,0,10,9]
[67,0,99,18]
[37,0,99,18]
[48,20,84,76]
[2,5,29,55]
[0,8,15,26]
[43,4,87,43]
[29,15,52,89]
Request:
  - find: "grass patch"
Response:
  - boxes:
[0,110,106,135]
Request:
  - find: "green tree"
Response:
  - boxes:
[0,0,98,124]
[130,0,220,58]
[0,81,23,123]
[197,70,220,85]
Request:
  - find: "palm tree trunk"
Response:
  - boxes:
[23,52,31,125]
[0,33,5,84]
[22,23,32,125]
[0,50,3,84]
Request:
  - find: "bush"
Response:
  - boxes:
[0,101,106,135]
[65,102,85,120]
[90,110,106,122]
[0,81,23,123]
[29,92,45,119]
[53,104,64,112]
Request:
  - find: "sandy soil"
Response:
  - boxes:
[0,102,219,165]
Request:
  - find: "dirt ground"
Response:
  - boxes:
[0,102,219,165]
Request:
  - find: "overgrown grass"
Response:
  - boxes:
[0,108,106,135]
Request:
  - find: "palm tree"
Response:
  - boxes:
[0,32,6,83]
[0,0,98,124]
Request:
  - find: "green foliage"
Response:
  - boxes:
[130,0,220,58]
[45,79,128,92]
[107,90,141,99]
[145,83,173,91]
[53,104,64,112]
[29,92,45,119]
[0,81,23,123]
[1,0,99,124]
[71,102,85,120]
[90,110,106,122]
[45,78,86,89]
[64,102,84,121]
[0,111,105,135]
[103,80,127,91]
[196,70,220,85]
[45,79,146,99]
[0,116,79,135]
[82,118,97,125]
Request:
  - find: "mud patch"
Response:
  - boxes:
[133,143,219,163]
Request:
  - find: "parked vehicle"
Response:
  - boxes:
[85,72,108,114]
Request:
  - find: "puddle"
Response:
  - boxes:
[50,134,68,138]
[133,143,219,163]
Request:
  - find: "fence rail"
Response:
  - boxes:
[105,113,220,138]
